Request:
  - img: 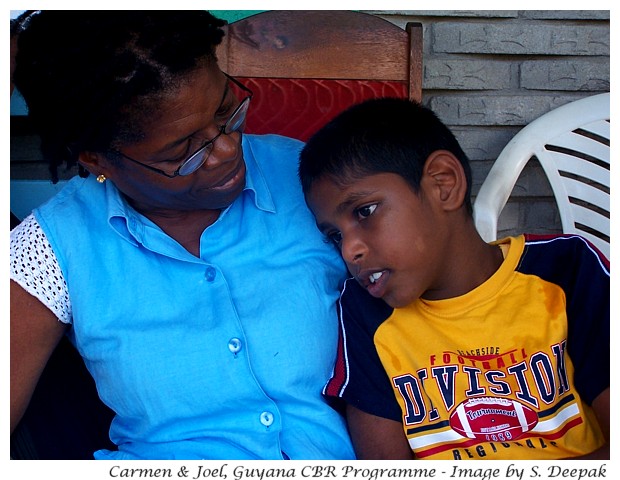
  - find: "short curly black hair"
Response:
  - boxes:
[13,11,226,181]
[299,97,474,214]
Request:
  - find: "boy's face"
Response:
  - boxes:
[306,172,453,308]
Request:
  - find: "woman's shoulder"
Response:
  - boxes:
[33,175,111,247]
[244,134,304,161]
[35,175,100,216]
[243,134,305,187]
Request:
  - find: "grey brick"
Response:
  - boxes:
[520,11,609,20]
[495,201,520,235]
[424,59,511,90]
[433,23,609,55]
[520,60,610,91]
[470,162,489,196]
[371,11,518,19]
[495,199,561,237]
[429,95,585,126]
[452,127,519,162]
[519,199,562,233]
[372,10,519,22]
[505,162,555,198]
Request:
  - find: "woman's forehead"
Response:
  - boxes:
[118,65,227,151]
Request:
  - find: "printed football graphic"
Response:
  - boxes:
[449,397,538,441]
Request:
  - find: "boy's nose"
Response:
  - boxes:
[341,236,366,264]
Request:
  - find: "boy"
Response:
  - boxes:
[298,98,609,460]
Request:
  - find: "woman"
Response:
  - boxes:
[10,11,355,460]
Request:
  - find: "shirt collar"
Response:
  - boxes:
[240,134,276,213]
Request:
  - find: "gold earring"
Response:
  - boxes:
[96,174,107,183]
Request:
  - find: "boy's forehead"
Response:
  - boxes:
[308,174,382,215]
[306,176,348,220]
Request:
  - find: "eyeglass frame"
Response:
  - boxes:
[108,73,253,178]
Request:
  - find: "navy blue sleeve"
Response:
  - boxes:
[519,234,610,405]
[324,279,403,422]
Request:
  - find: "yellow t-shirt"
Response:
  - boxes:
[325,235,609,459]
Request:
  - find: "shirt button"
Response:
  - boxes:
[228,337,242,354]
[205,266,217,282]
[260,411,274,427]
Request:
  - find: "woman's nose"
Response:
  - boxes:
[204,130,240,168]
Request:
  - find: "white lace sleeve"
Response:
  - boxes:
[10,214,73,324]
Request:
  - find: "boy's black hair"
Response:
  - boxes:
[13,11,226,182]
[299,97,473,213]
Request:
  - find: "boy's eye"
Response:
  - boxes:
[356,204,377,219]
[326,231,343,247]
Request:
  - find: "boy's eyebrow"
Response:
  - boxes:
[315,188,378,232]
[334,190,376,215]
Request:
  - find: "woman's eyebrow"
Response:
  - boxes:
[150,78,231,156]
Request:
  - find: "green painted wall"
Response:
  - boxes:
[210,10,266,23]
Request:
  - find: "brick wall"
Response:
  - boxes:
[367,10,610,237]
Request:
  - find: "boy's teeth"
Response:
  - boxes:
[369,271,384,284]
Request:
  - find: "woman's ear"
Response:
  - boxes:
[77,151,108,178]
[422,150,468,212]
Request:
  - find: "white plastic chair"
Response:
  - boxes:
[473,92,610,259]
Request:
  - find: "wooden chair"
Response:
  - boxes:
[473,93,610,258]
[216,10,423,141]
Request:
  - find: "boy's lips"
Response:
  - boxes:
[356,268,390,298]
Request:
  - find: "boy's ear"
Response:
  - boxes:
[422,150,467,212]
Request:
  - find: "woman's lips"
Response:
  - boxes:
[209,159,245,191]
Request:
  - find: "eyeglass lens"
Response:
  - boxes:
[177,95,251,176]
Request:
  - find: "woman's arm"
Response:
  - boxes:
[10,280,68,433]
[346,404,414,459]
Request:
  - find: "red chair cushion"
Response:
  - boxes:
[235,78,408,141]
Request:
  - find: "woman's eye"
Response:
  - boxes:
[357,204,377,219]
[163,155,186,165]
[161,143,193,165]
[216,98,237,121]
[215,108,230,123]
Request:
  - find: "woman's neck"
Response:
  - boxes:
[141,208,221,257]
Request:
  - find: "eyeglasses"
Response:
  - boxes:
[111,73,253,178]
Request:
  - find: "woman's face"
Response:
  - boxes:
[91,63,248,215]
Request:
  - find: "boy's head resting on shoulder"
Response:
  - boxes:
[299,97,472,213]
[299,98,496,307]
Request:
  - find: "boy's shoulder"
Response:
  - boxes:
[521,233,606,255]
[515,233,609,298]
[519,233,609,274]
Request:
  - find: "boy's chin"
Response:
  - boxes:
[382,292,414,309]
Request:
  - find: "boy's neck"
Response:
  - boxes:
[423,220,504,301]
